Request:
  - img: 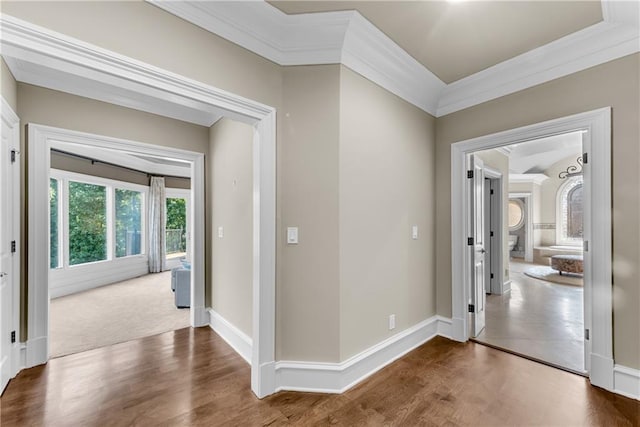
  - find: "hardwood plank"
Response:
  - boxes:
[1,328,638,426]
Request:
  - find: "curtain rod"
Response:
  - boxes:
[50,148,191,181]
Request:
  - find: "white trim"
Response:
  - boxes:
[147,1,445,116]
[613,365,640,400]
[4,16,277,397]
[208,309,252,365]
[1,96,21,387]
[508,174,549,185]
[275,316,441,394]
[451,108,613,391]
[148,1,638,118]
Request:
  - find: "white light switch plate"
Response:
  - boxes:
[218,226,224,238]
[389,314,396,330]
[412,225,418,239]
[287,227,298,244]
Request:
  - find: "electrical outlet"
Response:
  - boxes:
[389,314,396,330]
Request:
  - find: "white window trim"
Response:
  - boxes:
[50,168,149,270]
[555,175,584,246]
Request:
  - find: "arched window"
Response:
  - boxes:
[556,176,583,245]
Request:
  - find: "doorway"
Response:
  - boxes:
[471,138,586,374]
[450,108,613,390]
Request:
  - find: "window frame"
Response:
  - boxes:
[50,169,148,270]
[555,175,583,246]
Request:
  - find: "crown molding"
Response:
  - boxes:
[149,0,445,116]
[436,20,640,116]
[0,14,275,126]
[151,0,638,118]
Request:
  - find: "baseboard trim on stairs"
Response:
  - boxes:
[207,309,252,364]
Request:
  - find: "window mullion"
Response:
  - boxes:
[62,178,70,269]
[107,186,115,260]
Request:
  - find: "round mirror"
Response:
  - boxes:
[508,199,525,230]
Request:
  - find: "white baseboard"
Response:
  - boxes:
[207,309,252,364]
[436,315,452,339]
[275,315,441,394]
[25,336,47,368]
[613,365,640,400]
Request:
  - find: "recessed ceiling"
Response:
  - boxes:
[504,131,583,174]
[269,1,603,83]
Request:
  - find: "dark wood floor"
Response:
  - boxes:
[1,327,638,426]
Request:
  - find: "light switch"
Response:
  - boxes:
[218,226,224,238]
[412,225,418,240]
[287,227,298,244]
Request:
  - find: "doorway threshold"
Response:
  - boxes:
[470,338,588,377]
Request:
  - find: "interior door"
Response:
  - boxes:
[0,114,15,393]
[470,155,486,337]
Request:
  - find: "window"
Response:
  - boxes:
[115,189,142,257]
[49,178,60,269]
[49,170,147,269]
[166,196,187,258]
[556,176,583,245]
[68,181,107,265]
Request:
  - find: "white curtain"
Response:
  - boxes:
[148,176,166,273]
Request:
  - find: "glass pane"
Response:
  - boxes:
[50,178,59,269]
[567,184,583,239]
[69,181,107,265]
[166,197,186,256]
[116,189,142,257]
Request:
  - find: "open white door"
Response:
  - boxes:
[0,100,19,394]
[469,154,486,337]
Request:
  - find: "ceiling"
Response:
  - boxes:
[51,140,192,178]
[503,131,583,174]
[269,1,603,83]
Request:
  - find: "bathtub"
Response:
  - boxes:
[534,245,583,265]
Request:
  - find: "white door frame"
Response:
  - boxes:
[5,16,277,397]
[0,97,21,391]
[451,108,613,391]
[508,192,534,263]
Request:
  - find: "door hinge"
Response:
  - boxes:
[11,240,16,253]
[468,304,475,313]
[490,273,494,279]
[11,331,15,343]
[582,152,588,164]
[490,231,494,237]
[584,328,590,340]
[11,150,17,163]
[583,240,589,252]
[467,170,474,179]
[490,189,494,195]
[467,237,474,246]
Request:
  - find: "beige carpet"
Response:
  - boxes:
[50,271,190,358]
[523,265,583,286]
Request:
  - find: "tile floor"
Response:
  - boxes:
[475,259,585,373]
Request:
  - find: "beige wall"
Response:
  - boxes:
[436,53,640,369]
[339,66,436,360]
[209,118,253,336]
[17,83,208,339]
[1,58,17,111]
[474,149,510,282]
[278,65,341,361]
